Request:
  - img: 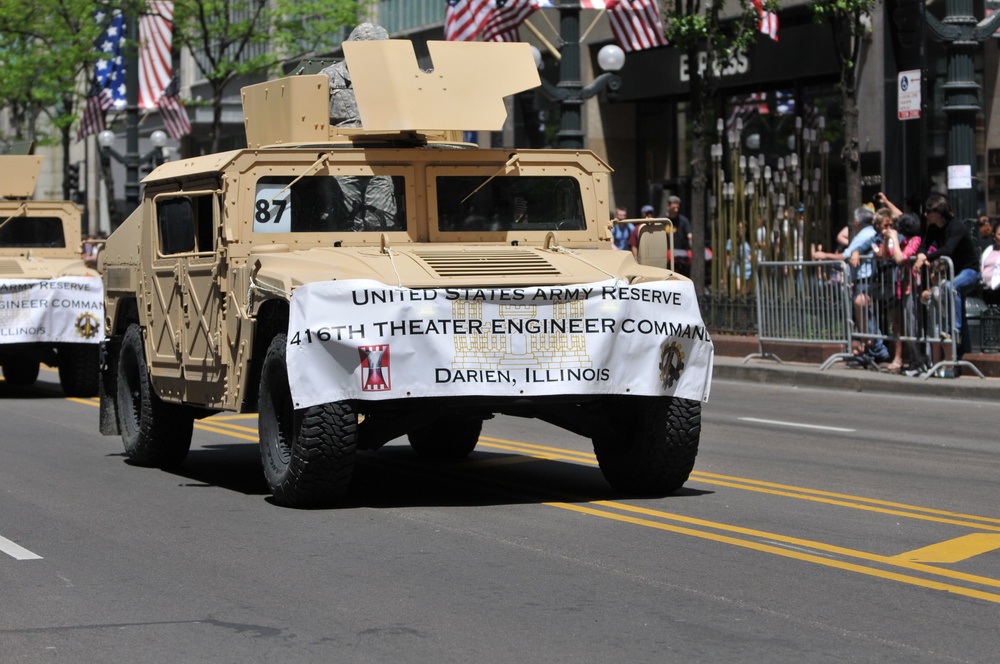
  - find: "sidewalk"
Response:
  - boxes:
[711,335,1000,401]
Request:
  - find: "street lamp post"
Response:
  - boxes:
[536,1,625,149]
[98,129,168,209]
[925,2,1000,224]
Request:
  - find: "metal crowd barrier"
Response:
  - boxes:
[745,260,853,367]
[746,257,984,379]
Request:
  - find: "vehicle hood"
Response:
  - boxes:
[251,243,680,291]
[0,255,98,280]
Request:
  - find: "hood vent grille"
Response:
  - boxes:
[0,259,26,275]
[413,249,561,278]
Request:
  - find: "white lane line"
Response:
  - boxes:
[738,417,856,433]
[0,535,42,560]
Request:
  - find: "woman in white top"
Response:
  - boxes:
[980,222,1000,306]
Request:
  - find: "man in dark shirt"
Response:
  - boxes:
[666,195,693,277]
[913,193,980,357]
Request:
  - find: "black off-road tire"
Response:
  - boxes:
[592,396,701,496]
[58,344,100,397]
[258,334,356,508]
[116,324,193,467]
[408,417,483,460]
[2,357,40,386]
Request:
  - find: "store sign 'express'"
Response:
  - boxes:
[679,50,750,82]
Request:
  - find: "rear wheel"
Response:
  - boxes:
[58,344,99,397]
[2,356,40,386]
[592,396,700,496]
[408,417,483,460]
[258,334,356,508]
[116,324,193,467]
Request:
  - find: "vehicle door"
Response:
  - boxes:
[149,191,226,404]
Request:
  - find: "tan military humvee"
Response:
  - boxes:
[98,40,713,508]
[0,156,101,396]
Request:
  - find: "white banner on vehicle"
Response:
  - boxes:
[0,277,103,345]
[287,279,713,408]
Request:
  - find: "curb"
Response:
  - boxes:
[712,357,1000,402]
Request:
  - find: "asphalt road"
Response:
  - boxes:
[1,369,998,663]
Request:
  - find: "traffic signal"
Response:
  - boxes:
[67,162,80,196]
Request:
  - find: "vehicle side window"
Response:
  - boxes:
[157,195,216,255]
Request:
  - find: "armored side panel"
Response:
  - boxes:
[242,76,332,148]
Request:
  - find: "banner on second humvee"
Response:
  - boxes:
[286,278,714,408]
[0,277,103,344]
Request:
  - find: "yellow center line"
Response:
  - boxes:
[692,471,1000,526]
[550,502,1000,605]
[691,477,1000,533]
[193,422,259,441]
[585,500,1000,589]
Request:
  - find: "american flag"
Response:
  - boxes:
[139,1,175,110]
[93,9,127,111]
[752,0,779,42]
[157,76,191,140]
[76,79,107,141]
[481,0,537,42]
[536,1,608,9]
[445,0,536,42]
[606,0,668,53]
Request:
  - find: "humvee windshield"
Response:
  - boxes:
[253,175,406,233]
[436,176,584,232]
[0,217,66,248]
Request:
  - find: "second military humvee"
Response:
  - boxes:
[98,39,713,507]
[0,156,102,396]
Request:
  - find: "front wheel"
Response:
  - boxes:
[258,334,357,508]
[592,396,701,496]
[116,324,193,467]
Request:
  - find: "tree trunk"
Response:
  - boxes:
[842,68,862,218]
[211,85,225,154]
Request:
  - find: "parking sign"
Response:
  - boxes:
[898,70,921,120]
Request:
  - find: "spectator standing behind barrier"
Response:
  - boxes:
[913,193,980,359]
[879,213,923,373]
[610,206,633,250]
[813,206,890,365]
[979,221,1000,306]
[666,196,693,277]
[726,220,753,294]
[754,212,779,262]
[626,205,656,261]
[977,214,994,252]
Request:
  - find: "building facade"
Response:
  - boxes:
[54,0,1000,239]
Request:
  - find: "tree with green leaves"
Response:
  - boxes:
[661,0,778,296]
[810,0,880,220]
[0,0,110,196]
[172,0,365,153]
